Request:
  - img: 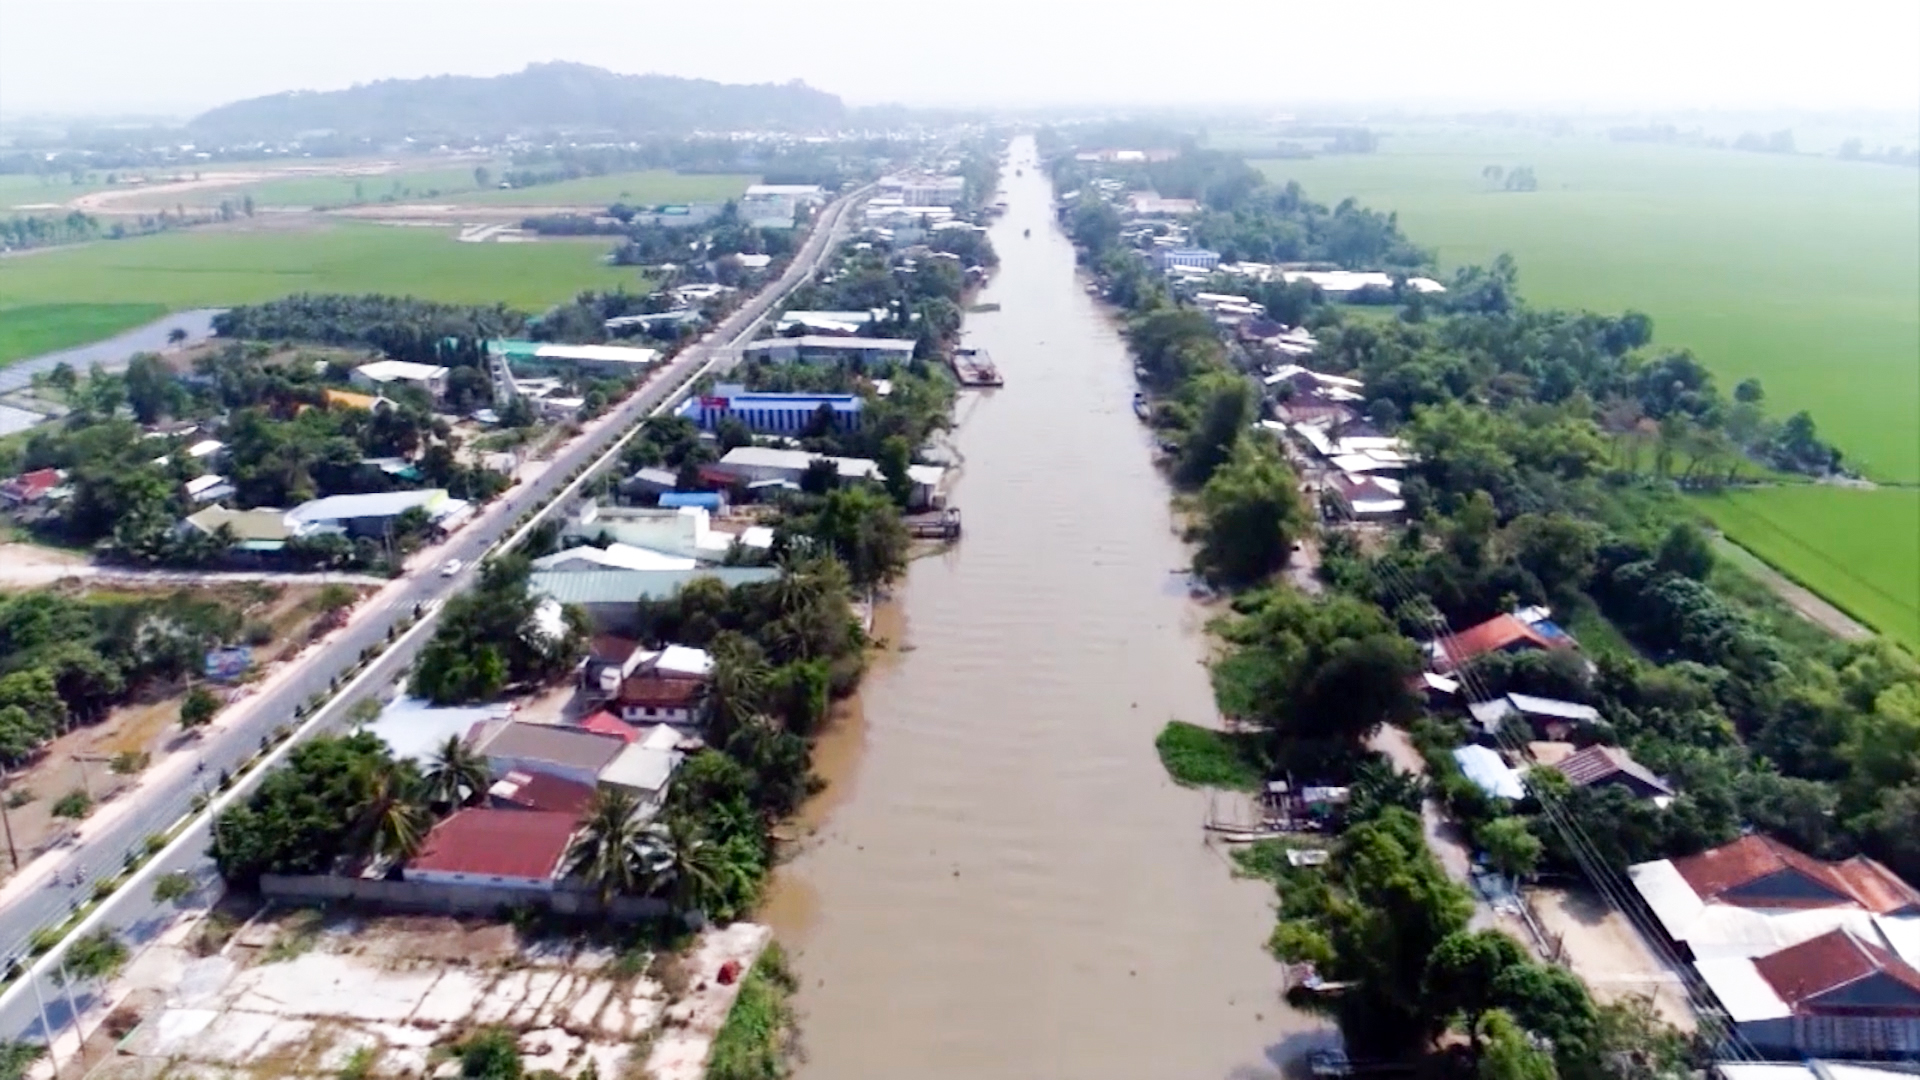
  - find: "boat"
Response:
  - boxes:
[948,347,1004,387]
[1132,392,1151,421]
[1023,227,1031,238]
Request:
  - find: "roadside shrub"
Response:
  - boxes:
[51,789,91,820]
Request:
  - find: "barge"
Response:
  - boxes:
[949,347,1004,387]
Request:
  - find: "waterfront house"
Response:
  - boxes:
[559,503,771,562]
[708,446,945,509]
[1696,929,1920,1057]
[403,808,576,893]
[675,384,863,434]
[615,672,705,727]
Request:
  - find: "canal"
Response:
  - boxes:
[764,135,1333,1077]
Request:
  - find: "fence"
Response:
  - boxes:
[259,874,670,921]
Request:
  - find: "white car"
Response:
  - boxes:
[440,559,463,577]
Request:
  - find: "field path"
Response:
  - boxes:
[1713,536,1872,642]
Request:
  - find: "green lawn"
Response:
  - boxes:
[1254,137,1920,484]
[0,302,170,365]
[0,223,639,365]
[456,170,757,207]
[1691,486,1920,650]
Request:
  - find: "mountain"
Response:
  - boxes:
[186,63,848,142]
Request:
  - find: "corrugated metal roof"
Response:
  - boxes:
[1452,745,1525,799]
[529,567,778,605]
[1554,744,1673,796]
[476,721,626,773]
[406,808,576,882]
[1698,956,1792,1022]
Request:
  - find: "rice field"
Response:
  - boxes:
[1254,136,1920,483]
[0,222,638,366]
[454,170,757,207]
[1691,486,1920,650]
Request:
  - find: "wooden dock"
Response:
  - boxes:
[907,508,962,540]
[949,348,1003,387]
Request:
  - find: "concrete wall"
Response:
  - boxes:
[260,874,670,921]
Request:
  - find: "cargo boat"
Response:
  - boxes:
[950,347,1004,387]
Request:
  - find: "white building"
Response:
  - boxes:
[349,360,449,400]
[709,446,945,509]
[563,503,772,561]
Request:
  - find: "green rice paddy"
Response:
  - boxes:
[1691,486,1920,650]
[0,223,638,366]
[1253,135,1919,646]
[455,170,757,207]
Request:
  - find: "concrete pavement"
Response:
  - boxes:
[0,187,867,1044]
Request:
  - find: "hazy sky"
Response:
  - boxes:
[4,0,1918,118]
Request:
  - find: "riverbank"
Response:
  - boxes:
[763,135,1329,1080]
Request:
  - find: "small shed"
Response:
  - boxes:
[1453,744,1526,800]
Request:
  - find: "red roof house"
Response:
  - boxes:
[1431,614,1566,672]
[487,769,598,815]
[616,673,704,727]
[1672,834,1920,915]
[578,709,639,744]
[404,808,577,890]
[0,468,62,507]
[1700,928,1920,1054]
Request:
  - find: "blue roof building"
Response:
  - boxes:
[675,383,862,434]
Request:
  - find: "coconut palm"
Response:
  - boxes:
[704,632,770,743]
[423,734,491,809]
[564,789,672,902]
[351,760,430,862]
[659,813,762,922]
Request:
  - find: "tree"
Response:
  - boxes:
[351,759,429,862]
[62,929,128,982]
[1176,373,1254,487]
[179,685,221,729]
[423,734,490,808]
[166,327,189,346]
[795,485,908,588]
[876,435,914,508]
[1734,377,1764,404]
[1654,522,1714,582]
[1504,513,1599,601]
[473,166,492,190]
[1478,815,1544,880]
[1424,929,1532,1047]
[1193,440,1306,586]
[152,871,196,904]
[1478,1010,1557,1080]
[123,353,184,425]
[565,789,671,902]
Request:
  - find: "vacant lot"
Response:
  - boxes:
[0,301,169,366]
[1255,137,1920,484]
[0,222,637,361]
[1691,486,1920,650]
[456,170,757,207]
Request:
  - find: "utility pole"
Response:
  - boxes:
[0,764,18,870]
[28,972,59,1079]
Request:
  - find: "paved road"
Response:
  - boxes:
[0,188,867,1043]
[0,310,222,395]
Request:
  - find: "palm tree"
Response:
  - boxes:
[352,761,430,863]
[705,633,770,743]
[659,814,761,922]
[423,734,490,809]
[564,789,672,902]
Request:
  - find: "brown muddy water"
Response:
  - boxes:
[763,136,1334,1079]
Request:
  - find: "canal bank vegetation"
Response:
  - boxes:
[705,943,798,1080]
[1050,132,1920,1073]
[1153,720,1267,790]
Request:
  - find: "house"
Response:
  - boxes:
[528,568,781,634]
[286,489,470,539]
[1554,744,1674,800]
[487,769,597,815]
[597,724,686,814]
[739,336,917,365]
[1467,693,1601,741]
[603,310,704,336]
[774,310,888,335]
[184,474,234,504]
[1630,834,1920,963]
[486,340,661,376]
[1327,472,1404,521]
[533,543,699,574]
[178,506,294,551]
[1126,193,1201,217]
[1,468,65,507]
[674,384,863,434]
[620,467,680,499]
[403,808,576,893]
[1279,270,1449,296]
[741,184,826,229]
[471,721,626,787]
[561,503,770,562]
[350,360,449,400]
[1152,248,1221,273]
[1429,614,1574,673]
[324,388,387,412]
[616,672,704,727]
[1696,929,1920,1056]
[879,174,966,207]
[708,446,945,509]
[576,710,640,744]
[581,638,712,698]
[1452,744,1526,800]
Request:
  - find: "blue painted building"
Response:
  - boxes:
[675,383,863,434]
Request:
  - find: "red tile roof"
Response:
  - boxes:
[578,710,639,743]
[618,673,703,710]
[1,468,61,503]
[488,770,597,815]
[407,808,577,881]
[1753,929,1920,1014]
[1434,614,1562,671]
[1672,834,1920,914]
[589,635,640,665]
